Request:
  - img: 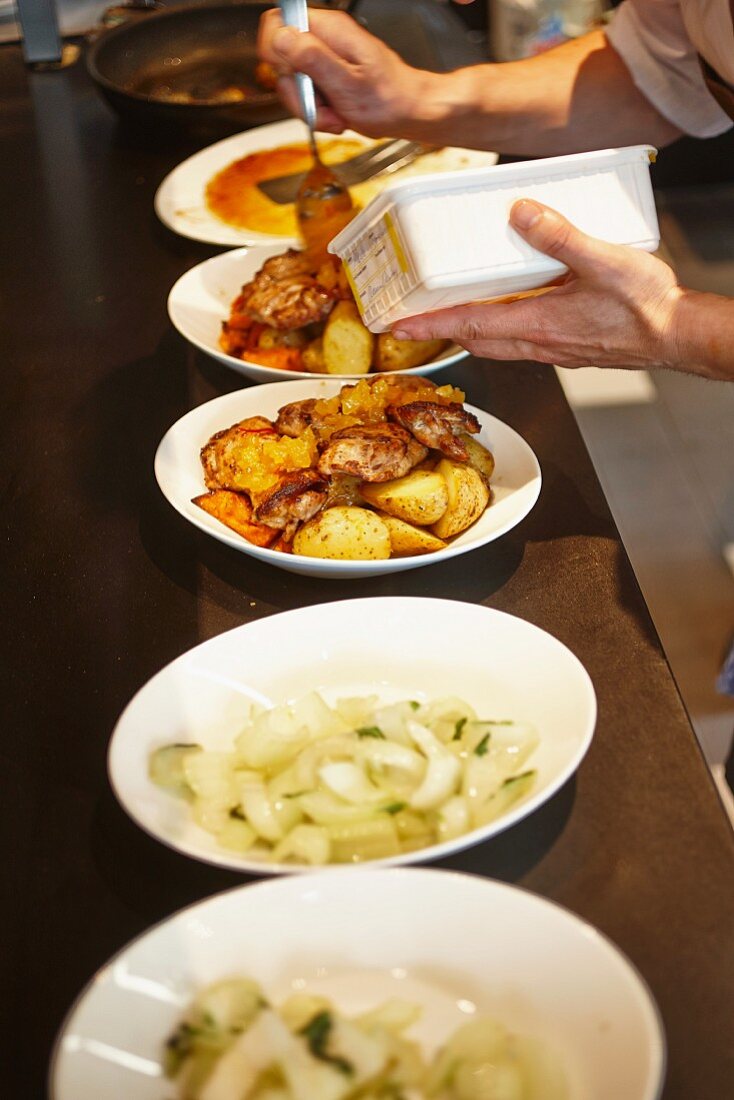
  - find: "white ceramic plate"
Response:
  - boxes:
[154,118,498,246]
[50,867,665,1100]
[154,378,541,579]
[107,596,595,874]
[168,245,468,383]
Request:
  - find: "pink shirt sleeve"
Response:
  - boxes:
[605,0,732,137]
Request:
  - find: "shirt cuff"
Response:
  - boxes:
[605,2,732,139]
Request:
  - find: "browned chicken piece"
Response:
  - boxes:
[237,249,335,330]
[275,398,319,438]
[254,470,329,539]
[317,424,428,483]
[388,401,481,461]
[201,417,278,490]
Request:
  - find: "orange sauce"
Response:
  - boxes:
[225,431,318,498]
[205,139,364,237]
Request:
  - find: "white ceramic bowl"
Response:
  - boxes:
[154,378,541,579]
[167,245,468,383]
[50,868,665,1100]
[154,118,498,247]
[107,597,596,874]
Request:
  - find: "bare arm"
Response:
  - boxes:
[414,31,682,155]
[259,11,681,155]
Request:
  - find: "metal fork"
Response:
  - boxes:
[279,0,320,161]
[258,139,431,203]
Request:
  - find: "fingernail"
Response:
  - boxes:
[392,328,412,339]
[272,25,298,55]
[511,200,544,230]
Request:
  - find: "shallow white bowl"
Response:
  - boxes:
[154,118,498,247]
[154,378,541,578]
[107,597,596,874]
[168,245,468,383]
[50,868,665,1100]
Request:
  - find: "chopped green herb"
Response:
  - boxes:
[202,1011,216,1029]
[409,701,420,712]
[452,717,467,740]
[300,1011,353,1075]
[474,733,491,757]
[283,790,309,799]
[164,1022,199,1077]
[356,726,386,739]
[382,801,407,815]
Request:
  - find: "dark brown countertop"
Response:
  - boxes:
[1,41,732,1100]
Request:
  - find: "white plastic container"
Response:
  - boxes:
[328,145,659,332]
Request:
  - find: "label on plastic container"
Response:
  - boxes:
[342,213,409,316]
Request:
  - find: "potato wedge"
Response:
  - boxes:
[193,491,278,548]
[460,433,495,487]
[373,334,450,372]
[377,513,448,557]
[430,460,490,539]
[359,469,449,526]
[323,300,374,375]
[293,506,391,560]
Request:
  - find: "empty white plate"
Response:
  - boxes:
[107,597,595,873]
[154,118,498,247]
[50,868,664,1100]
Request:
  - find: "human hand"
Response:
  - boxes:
[393,200,685,371]
[257,7,437,138]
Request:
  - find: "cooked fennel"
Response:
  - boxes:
[149,693,538,864]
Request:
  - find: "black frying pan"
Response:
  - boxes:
[86,2,290,136]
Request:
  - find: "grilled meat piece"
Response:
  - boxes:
[388,401,480,461]
[254,469,329,539]
[201,417,278,491]
[237,250,335,330]
[275,398,320,438]
[317,424,428,483]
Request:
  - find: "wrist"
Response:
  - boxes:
[668,288,734,380]
[395,66,495,145]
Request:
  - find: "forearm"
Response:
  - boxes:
[405,31,681,155]
[671,290,734,380]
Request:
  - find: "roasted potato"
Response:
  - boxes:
[373,333,450,373]
[323,300,374,375]
[430,460,490,539]
[257,326,308,350]
[193,491,278,548]
[293,506,391,560]
[302,336,326,373]
[377,513,448,557]
[460,433,495,487]
[359,469,449,526]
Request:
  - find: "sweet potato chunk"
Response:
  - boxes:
[193,491,278,548]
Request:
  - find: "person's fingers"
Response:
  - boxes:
[257,8,284,64]
[274,76,347,131]
[301,8,373,63]
[393,296,550,345]
[270,26,358,96]
[510,200,631,280]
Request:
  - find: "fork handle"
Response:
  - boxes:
[279,0,317,132]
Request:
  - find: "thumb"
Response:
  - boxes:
[510,199,626,279]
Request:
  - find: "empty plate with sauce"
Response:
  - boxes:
[154,118,498,247]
